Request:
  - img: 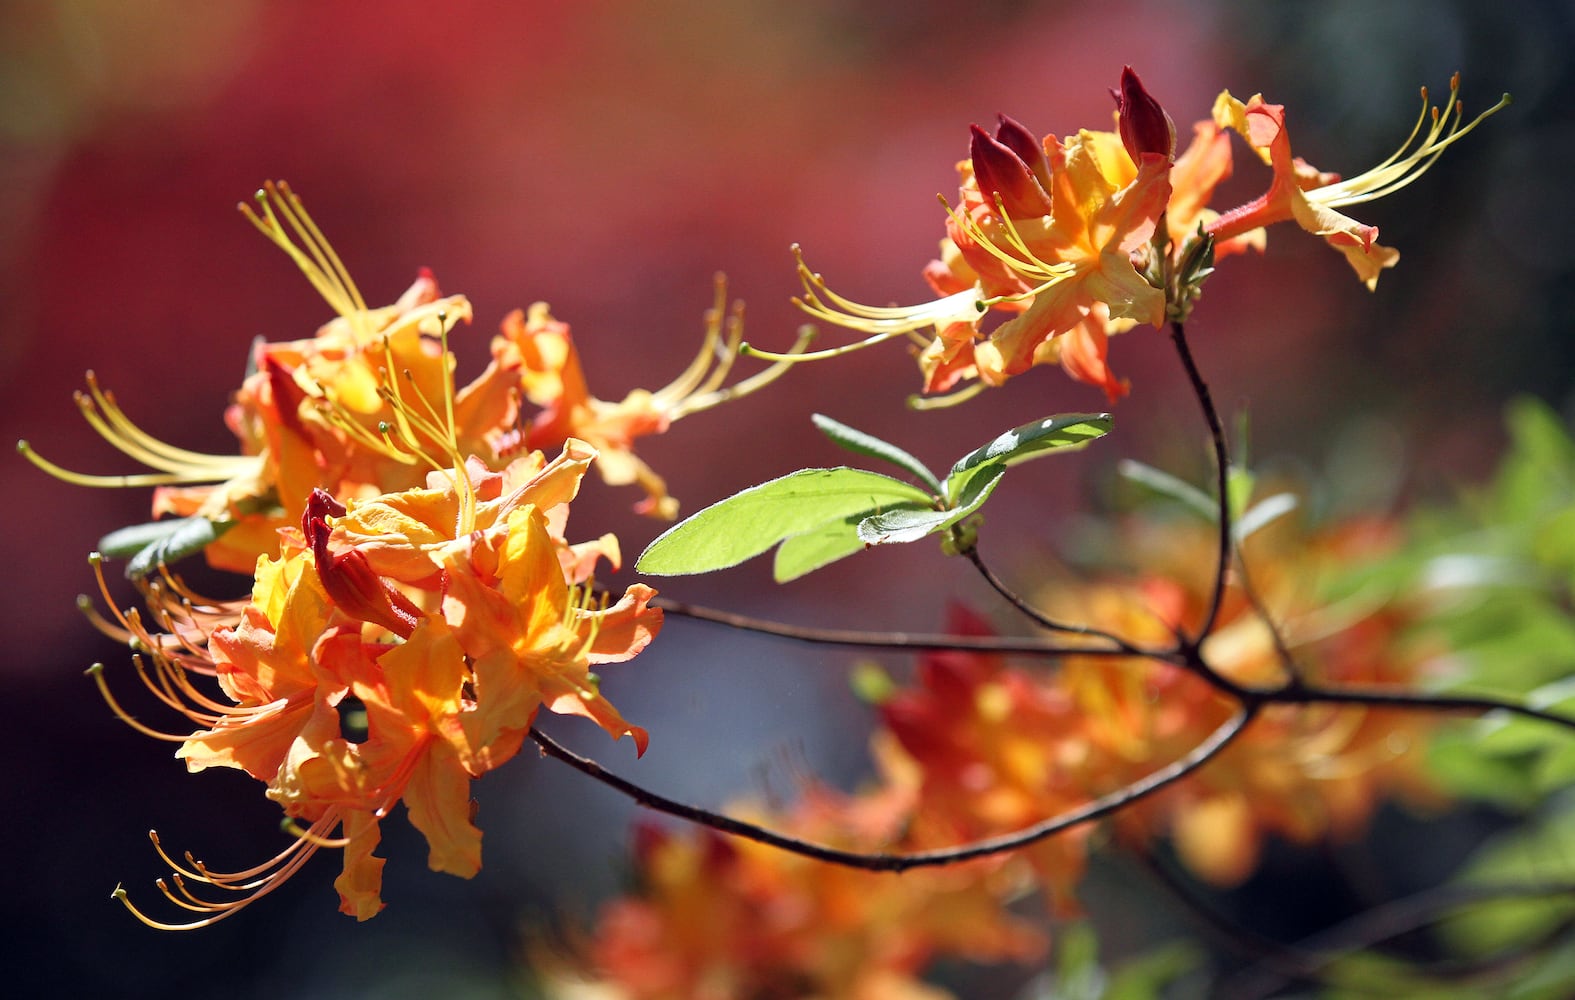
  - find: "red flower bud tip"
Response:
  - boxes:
[969,123,1054,218]
[992,114,1053,194]
[305,488,421,639]
[1113,65,1176,164]
[262,354,309,436]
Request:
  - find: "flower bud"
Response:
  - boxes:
[1112,65,1176,163]
[969,123,1053,217]
[305,488,421,638]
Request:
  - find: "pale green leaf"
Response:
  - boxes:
[811,414,942,495]
[636,468,932,576]
[1235,492,1297,541]
[98,519,191,558]
[946,413,1111,504]
[108,516,233,579]
[772,515,870,582]
[1117,459,1215,519]
[859,462,1005,546]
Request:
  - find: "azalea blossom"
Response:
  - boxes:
[89,343,662,926]
[488,277,811,518]
[1206,74,1509,289]
[21,183,799,575]
[756,70,1505,403]
[538,789,1043,1000]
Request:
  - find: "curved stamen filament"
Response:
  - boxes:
[1310,76,1511,210]
[86,663,197,742]
[670,322,815,421]
[742,327,910,364]
[239,181,367,320]
[652,274,734,406]
[944,194,1076,290]
[907,380,987,410]
[119,812,342,930]
[76,375,248,473]
[16,440,250,489]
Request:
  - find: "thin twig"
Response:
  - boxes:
[651,596,1171,660]
[1258,684,1575,732]
[1232,544,1307,690]
[1222,880,1575,999]
[1168,320,1232,643]
[528,707,1256,871]
[653,597,1575,732]
[960,544,1152,655]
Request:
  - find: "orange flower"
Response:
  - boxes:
[96,427,661,926]
[759,71,1506,400]
[18,182,489,574]
[489,277,809,518]
[877,607,1097,910]
[539,789,1043,1000]
[785,98,1170,404]
[1040,512,1446,887]
[1206,75,1509,289]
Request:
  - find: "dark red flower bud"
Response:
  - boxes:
[1112,66,1176,163]
[969,123,1054,217]
[305,488,421,639]
[992,114,1053,193]
[262,354,309,436]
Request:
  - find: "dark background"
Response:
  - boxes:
[2,1,1571,996]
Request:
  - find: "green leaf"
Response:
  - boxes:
[1443,798,1575,958]
[98,519,192,559]
[1226,464,1255,522]
[1117,459,1215,520]
[772,514,873,582]
[114,515,233,579]
[858,462,1005,545]
[849,662,897,704]
[636,468,933,577]
[811,414,942,496]
[1236,492,1297,541]
[1104,941,1203,1000]
[946,412,1112,504]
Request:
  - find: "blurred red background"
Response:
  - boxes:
[2,1,1569,995]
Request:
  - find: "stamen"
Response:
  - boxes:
[652,274,733,404]
[86,664,194,742]
[670,322,816,421]
[281,818,352,849]
[741,328,908,364]
[119,812,341,930]
[1309,77,1511,210]
[16,440,246,489]
[907,381,987,410]
[945,194,1076,291]
[80,373,245,472]
[239,181,367,320]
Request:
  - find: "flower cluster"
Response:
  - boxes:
[21,184,804,574]
[44,182,799,927]
[890,511,1443,892]
[546,499,1447,990]
[538,787,1044,1000]
[777,69,1506,404]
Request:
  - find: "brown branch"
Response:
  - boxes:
[652,598,1575,732]
[1256,683,1575,732]
[651,595,1172,660]
[1168,319,1232,643]
[960,543,1152,655]
[1222,880,1575,999]
[528,706,1256,872]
